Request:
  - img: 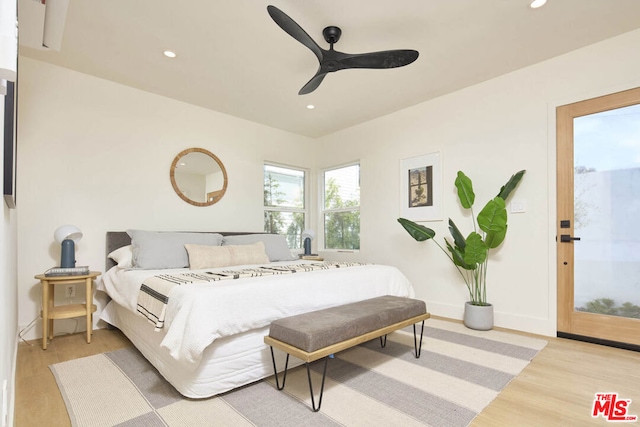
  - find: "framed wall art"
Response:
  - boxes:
[400,152,441,221]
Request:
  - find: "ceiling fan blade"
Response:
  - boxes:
[267,5,323,62]
[298,72,327,95]
[337,50,419,69]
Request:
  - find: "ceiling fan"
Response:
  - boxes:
[267,5,419,95]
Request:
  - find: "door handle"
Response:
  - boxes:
[560,234,581,243]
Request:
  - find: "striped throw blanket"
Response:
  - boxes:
[137,262,367,330]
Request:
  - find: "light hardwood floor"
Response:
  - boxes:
[14,325,640,426]
[15,329,132,427]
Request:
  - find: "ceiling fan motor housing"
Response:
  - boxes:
[323,26,342,45]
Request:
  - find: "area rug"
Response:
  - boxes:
[50,318,547,427]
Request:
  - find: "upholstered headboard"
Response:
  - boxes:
[105,231,264,271]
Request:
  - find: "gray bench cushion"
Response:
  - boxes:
[268,295,426,353]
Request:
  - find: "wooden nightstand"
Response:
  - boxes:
[35,271,100,350]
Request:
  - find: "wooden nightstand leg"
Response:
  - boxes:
[85,277,92,343]
[42,280,49,350]
[48,283,55,340]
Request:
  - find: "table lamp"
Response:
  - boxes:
[301,229,315,255]
[54,225,83,268]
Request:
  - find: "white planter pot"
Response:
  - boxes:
[463,301,494,330]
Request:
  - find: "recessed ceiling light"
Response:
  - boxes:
[306,104,315,110]
[530,0,547,8]
[163,50,177,58]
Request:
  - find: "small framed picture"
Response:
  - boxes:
[400,152,441,221]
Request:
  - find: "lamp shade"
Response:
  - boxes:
[301,229,315,241]
[54,225,83,244]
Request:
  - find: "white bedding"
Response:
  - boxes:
[101,301,289,398]
[98,260,414,370]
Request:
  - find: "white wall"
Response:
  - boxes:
[16,57,315,340]
[316,29,640,336]
[1,92,18,427]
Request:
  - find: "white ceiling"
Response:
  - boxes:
[18,0,640,138]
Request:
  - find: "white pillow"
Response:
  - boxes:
[107,245,133,269]
[185,242,270,269]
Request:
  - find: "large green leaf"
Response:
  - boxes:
[485,226,507,249]
[448,218,466,250]
[463,232,487,267]
[445,238,474,270]
[497,170,526,200]
[478,198,507,248]
[397,218,436,242]
[454,171,475,209]
[478,197,507,233]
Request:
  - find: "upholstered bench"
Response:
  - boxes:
[264,295,430,411]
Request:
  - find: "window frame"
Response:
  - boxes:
[263,162,309,249]
[321,162,361,251]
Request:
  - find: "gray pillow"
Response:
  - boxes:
[222,234,296,262]
[127,230,224,269]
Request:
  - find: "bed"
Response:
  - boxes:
[97,230,416,398]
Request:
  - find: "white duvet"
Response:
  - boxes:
[98,260,414,370]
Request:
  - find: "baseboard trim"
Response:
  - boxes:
[426,301,556,337]
[557,331,640,352]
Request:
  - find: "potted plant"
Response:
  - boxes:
[398,169,525,330]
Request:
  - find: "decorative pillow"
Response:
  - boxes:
[185,242,270,269]
[107,245,133,269]
[127,230,224,269]
[222,234,296,262]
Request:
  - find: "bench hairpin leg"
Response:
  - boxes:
[379,334,387,348]
[413,321,425,358]
[269,346,289,390]
[306,357,329,412]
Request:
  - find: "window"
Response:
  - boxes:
[263,164,306,248]
[323,164,360,250]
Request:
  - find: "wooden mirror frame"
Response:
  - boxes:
[170,147,228,207]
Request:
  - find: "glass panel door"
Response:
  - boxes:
[557,87,640,347]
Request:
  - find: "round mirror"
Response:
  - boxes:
[170,148,228,207]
